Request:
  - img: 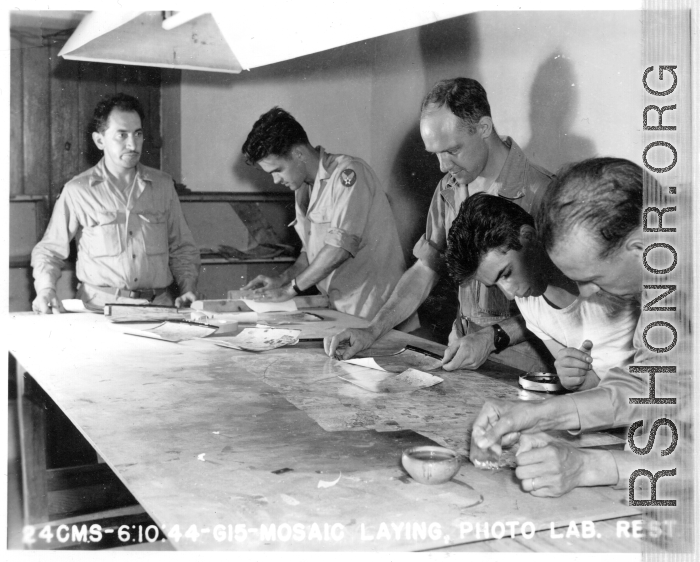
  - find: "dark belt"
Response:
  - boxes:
[118,287,168,300]
[84,283,168,301]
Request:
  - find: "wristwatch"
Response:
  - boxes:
[492,324,510,353]
[291,278,304,296]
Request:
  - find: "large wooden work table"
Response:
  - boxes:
[8,309,649,552]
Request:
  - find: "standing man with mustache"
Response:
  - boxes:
[31,93,200,313]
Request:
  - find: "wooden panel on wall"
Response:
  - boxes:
[77,61,117,169]
[10,46,24,196]
[49,42,81,200]
[22,44,51,195]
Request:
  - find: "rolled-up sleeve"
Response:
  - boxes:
[31,188,80,293]
[569,369,647,432]
[324,164,372,257]
[166,188,200,294]
[412,185,447,272]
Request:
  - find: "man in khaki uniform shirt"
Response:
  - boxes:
[326,78,553,370]
[31,93,200,313]
[241,107,412,324]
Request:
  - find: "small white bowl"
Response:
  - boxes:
[402,446,461,485]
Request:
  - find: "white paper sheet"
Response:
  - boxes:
[123,321,218,342]
[343,357,387,371]
[241,298,298,313]
[61,299,87,313]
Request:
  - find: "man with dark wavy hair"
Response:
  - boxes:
[241,107,411,324]
[445,192,639,392]
[31,93,200,313]
[326,77,554,371]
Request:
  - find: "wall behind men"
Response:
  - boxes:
[164,10,642,263]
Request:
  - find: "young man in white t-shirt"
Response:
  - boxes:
[444,193,640,391]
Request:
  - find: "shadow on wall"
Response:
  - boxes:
[395,14,482,343]
[522,52,596,174]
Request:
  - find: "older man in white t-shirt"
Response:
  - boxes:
[444,192,640,391]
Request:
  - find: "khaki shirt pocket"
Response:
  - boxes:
[139,211,169,255]
[83,211,121,257]
[307,208,331,225]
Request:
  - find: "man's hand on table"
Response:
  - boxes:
[325,327,378,360]
[241,275,284,292]
[515,433,619,497]
[32,288,65,314]
[250,284,296,303]
[441,328,494,371]
[175,291,198,308]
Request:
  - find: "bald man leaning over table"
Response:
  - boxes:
[31,93,200,314]
[470,158,691,501]
[326,77,555,372]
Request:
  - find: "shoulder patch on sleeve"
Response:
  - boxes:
[340,168,357,187]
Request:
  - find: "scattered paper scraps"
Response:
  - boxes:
[337,366,443,393]
[241,298,298,313]
[197,453,206,461]
[280,494,300,506]
[61,299,87,313]
[318,472,342,488]
[213,328,301,352]
[123,321,219,342]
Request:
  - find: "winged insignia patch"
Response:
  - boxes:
[340,169,357,187]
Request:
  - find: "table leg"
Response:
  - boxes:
[16,364,49,525]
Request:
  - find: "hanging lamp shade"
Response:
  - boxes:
[59,3,472,73]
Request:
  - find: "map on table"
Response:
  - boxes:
[216,349,624,456]
[337,366,443,393]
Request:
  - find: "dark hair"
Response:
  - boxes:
[92,93,145,134]
[242,107,310,164]
[445,193,534,285]
[536,157,643,258]
[420,78,491,132]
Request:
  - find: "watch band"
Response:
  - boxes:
[291,278,303,296]
[492,323,510,353]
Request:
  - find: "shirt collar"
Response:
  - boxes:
[439,175,460,210]
[438,136,528,207]
[315,146,334,182]
[491,136,529,199]
[88,158,152,188]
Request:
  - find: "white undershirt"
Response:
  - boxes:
[515,292,640,380]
